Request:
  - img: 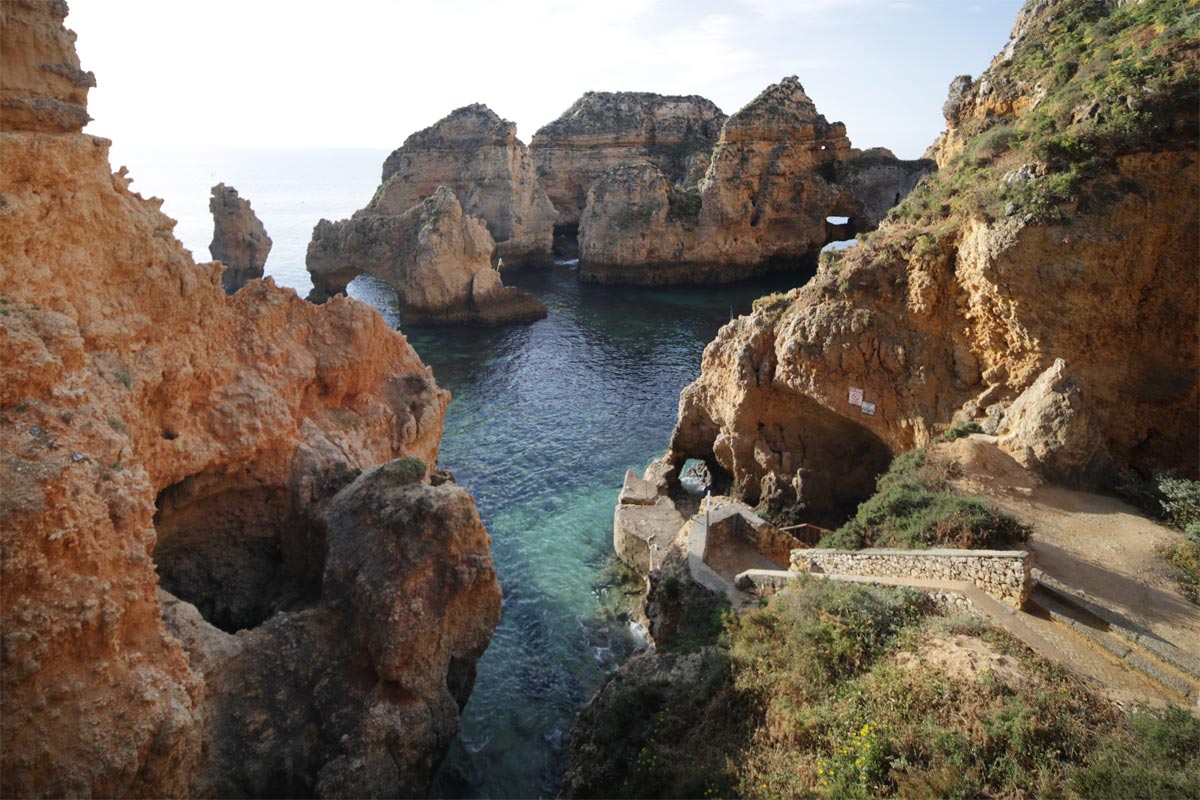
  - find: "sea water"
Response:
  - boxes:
[112,146,814,798]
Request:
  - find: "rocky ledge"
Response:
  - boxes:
[209,182,272,294]
[0,1,501,796]
[307,186,547,325]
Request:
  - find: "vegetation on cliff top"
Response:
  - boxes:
[566,577,1200,799]
[887,0,1198,230]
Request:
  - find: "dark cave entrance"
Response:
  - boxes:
[553,224,579,260]
[152,474,326,633]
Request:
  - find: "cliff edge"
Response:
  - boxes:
[0,1,501,796]
[666,0,1198,524]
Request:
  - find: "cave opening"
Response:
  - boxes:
[552,224,579,260]
[152,474,326,633]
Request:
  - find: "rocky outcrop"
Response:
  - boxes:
[0,2,501,796]
[374,104,556,267]
[529,91,727,226]
[209,183,272,294]
[996,359,1117,489]
[577,77,930,285]
[161,464,501,798]
[307,186,547,325]
[665,0,1199,521]
[0,0,94,134]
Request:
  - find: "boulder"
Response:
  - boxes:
[997,359,1117,489]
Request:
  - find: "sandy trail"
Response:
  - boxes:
[941,435,1199,659]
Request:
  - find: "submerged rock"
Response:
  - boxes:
[307,185,547,325]
[209,182,272,294]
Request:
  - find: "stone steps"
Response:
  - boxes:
[1028,580,1200,705]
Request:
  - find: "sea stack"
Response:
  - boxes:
[308,186,548,325]
[376,103,557,268]
[576,77,932,285]
[529,91,727,228]
[209,182,272,293]
[0,1,501,795]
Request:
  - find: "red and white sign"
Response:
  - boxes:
[849,387,864,406]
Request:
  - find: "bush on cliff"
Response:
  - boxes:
[565,577,1200,799]
[820,447,1030,550]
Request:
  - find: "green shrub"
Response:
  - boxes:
[820,447,1030,550]
[941,420,983,442]
[381,456,426,485]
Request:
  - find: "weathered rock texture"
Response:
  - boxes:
[308,186,547,325]
[577,77,931,285]
[995,358,1117,489]
[209,182,272,294]
[375,103,556,267]
[0,2,501,796]
[666,0,1199,522]
[529,91,727,226]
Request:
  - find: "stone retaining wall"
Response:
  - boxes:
[790,548,1031,608]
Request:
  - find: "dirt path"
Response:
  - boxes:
[940,435,1199,659]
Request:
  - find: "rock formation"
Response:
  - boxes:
[209,182,272,294]
[0,2,501,796]
[577,77,932,285]
[995,359,1117,490]
[664,0,1198,522]
[529,91,727,227]
[375,103,557,268]
[307,186,547,325]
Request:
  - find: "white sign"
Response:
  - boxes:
[849,387,864,406]
[861,402,876,416]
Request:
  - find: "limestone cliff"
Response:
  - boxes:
[529,91,727,226]
[374,103,557,267]
[0,2,501,796]
[665,0,1199,524]
[577,77,931,285]
[308,186,547,325]
[209,182,272,294]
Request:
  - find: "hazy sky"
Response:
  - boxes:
[68,0,1024,160]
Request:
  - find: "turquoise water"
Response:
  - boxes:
[387,266,812,798]
[112,146,814,798]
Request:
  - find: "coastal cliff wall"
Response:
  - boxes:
[0,2,500,795]
[374,104,557,267]
[529,91,727,226]
[577,78,932,285]
[666,0,1199,522]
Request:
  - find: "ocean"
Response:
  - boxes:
[112,145,814,798]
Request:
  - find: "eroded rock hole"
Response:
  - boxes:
[553,223,579,259]
[152,474,326,633]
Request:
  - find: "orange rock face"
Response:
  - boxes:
[578,78,931,285]
[0,2,500,796]
[667,3,1199,520]
[373,104,557,267]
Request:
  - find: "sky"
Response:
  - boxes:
[68,0,1024,160]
